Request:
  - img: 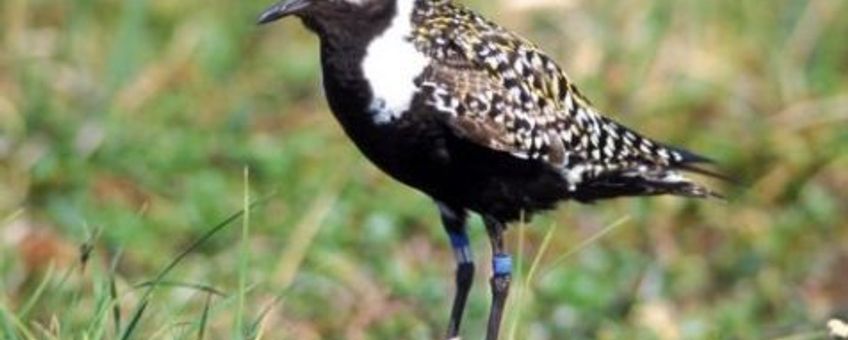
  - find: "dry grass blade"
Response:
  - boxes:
[1,302,38,340]
[17,263,55,320]
[771,330,828,340]
[2,209,25,226]
[109,248,124,337]
[523,223,557,293]
[508,222,557,340]
[246,306,272,340]
[539,216,631,280]
[273,174,346,291]
[236,167,252,338]
[507,210,526,326]
[78,224,101,272]
[30,321,59,340]
[771,93,848,131]
[133,281,225,297]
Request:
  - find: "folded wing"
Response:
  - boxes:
[410,4,719,199]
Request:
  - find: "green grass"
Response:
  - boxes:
[2,0,848,338]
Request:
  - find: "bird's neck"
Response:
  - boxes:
[310,18,390,129]
[309,0,430,127]
[301,0,403,46]
[301,0,398,91]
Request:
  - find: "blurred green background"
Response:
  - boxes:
[2,0,847,338]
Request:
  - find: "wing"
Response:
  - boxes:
[410,3,717,194]
[415,53,561,161]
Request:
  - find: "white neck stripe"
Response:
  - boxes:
[361,0,429,124]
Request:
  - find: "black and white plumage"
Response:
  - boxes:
[258,0,721,338]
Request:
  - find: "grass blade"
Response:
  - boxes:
[245,295,282,340]
[0,307,21,340]
[508,222,557,340]
[539,216,631,280]
[118,191,276,340]
[0,304,36,340]
[17,263,55,319]
[196,293,213,340]
[121,300,148,340]
[235,166,251,339]
[523,223,557,289]
[109,248,124,337]
[505,211,526,340]
[246,308,270,340]
[133,281,225,296]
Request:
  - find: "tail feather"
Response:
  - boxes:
[665,144,737,184]
[572,167,723,203]
[572,118,731,201]
[676,163,739,184]
[666,144,715,164]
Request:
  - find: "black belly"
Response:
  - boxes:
[335,110,571,223]
[317,54,570,222]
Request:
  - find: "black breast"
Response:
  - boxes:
[324,67,571,222]
[307,13,573,223]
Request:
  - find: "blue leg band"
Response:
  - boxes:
[493,254,512,277]
[448,231,473,264]
[448,231,470,248]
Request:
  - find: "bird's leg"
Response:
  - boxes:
[438,203,474,340]
[484,216,511,340]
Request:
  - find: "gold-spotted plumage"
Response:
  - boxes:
[410,0,714,195]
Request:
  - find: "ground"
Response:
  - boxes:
[1,0,847,339]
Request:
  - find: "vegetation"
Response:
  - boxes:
[1,0,846,338]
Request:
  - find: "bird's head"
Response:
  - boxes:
[257,0,399,33]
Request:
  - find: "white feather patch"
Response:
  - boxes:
[361,0,429,124]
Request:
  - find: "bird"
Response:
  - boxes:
[257,0,722,338]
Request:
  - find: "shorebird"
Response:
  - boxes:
[257,0,721,338]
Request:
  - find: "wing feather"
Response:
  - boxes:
[410,2,719,193]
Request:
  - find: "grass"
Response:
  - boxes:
[2,0,848,338]
[235,167,250,338]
